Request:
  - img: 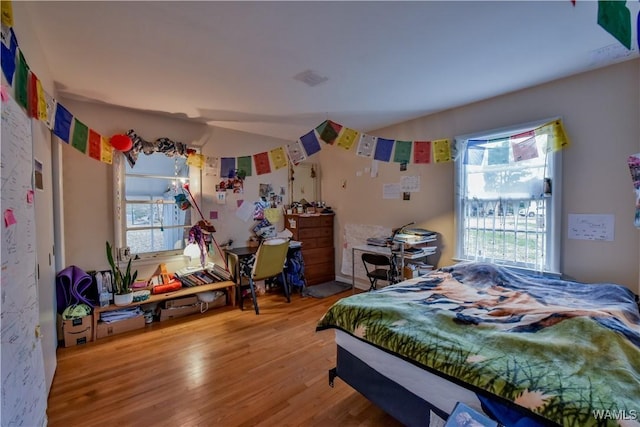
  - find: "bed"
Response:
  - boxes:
[316,262,640,427]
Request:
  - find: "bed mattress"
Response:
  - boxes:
[336,329,483,417]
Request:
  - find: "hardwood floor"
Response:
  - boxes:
[47,289,404,427]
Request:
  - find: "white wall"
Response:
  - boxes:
[321,59,640,292]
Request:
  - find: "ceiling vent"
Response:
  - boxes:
[293,69,329,87]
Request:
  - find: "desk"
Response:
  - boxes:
[92,280,234,341]
[224,246,258,290]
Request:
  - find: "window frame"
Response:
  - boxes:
[113,151,201,262]
[453,117,563,275]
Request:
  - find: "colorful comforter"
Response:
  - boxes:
[316,262,640,426]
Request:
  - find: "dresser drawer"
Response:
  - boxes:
[298,227,332,239]
[297,215,334,228]
[316,236,333,248]
[301,247,334,265]
[305,262,335,285]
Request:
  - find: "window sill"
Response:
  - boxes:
[122,251,189,268]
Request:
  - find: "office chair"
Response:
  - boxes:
[239,238,290,314]
[361,253,394,291]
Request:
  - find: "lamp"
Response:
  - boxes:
[183,243,201,260]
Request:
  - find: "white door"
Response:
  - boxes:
[33,119,57,392]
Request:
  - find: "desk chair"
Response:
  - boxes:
[361,253,394,291]
[239,238,290,314]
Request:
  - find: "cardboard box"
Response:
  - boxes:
[164,295,199,309]
[200,292,227,311]
[403,266,420,280]
[62,316,92,347]
[159,304,201,321]
[96,315,145,339]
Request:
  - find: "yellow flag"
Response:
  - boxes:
[433,139,452,163]
[336,127,360,150]
[100,136,113,164]
[186,153,205,169]
[269,146,288,170]
[535,120,570,152]
[1,0,13,27]
[36,79,48,121]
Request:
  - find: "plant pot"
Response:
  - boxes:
[113,293,134,306]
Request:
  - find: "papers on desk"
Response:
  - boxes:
[366,237,389,247]
[393,233,436,244]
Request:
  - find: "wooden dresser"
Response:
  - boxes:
[284,213,335,286]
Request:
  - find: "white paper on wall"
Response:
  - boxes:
[568,214,615,241]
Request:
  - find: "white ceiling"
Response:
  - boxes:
[23,1,639,142]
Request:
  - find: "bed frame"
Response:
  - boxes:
[330,345,447,426]
[328,332,557,427]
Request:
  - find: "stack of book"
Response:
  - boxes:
[175,269,220,287]
[210,264,232,281]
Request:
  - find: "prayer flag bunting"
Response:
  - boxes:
[27,71,38,117]
[1,27,17,84]
[186,153,205,169]
[336,127,359,150]
[100,136,113,164]
[237,156,252,177]
[597,0,631,49]
[254,151,271,175]
[88,129,102,161]
[510,130,535,142]
[511,136,538,162]
[300,130,321,157]
[412,141,430,164]
[394,140,412,163]
[433,139,451,163]
[374,137,394,162]
[1,0,14,27]
[356,133,377,157]
[14,49,28,109]
[53,103,73,143]
[220,157,236,178]
[316,120,342,144]
[42,92,55,129]
[464,140,486,165]
[35,77,48,122]
[487,138,510,165]
[71,118,88,153]
[535,120,570,152]
[286,140,306,165]
[269,146,288,170]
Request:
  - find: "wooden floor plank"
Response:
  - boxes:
[47,290,403,427]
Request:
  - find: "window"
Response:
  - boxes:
[114,152,195,258]
[454,118,563,274]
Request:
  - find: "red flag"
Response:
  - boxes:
[253,152,271,175]
[413,141,431,164]
[88,129,102,161]
[27,71,38,118]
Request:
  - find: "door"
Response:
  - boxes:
[33,119,57,392]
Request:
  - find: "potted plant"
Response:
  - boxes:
[106,241,138,306]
